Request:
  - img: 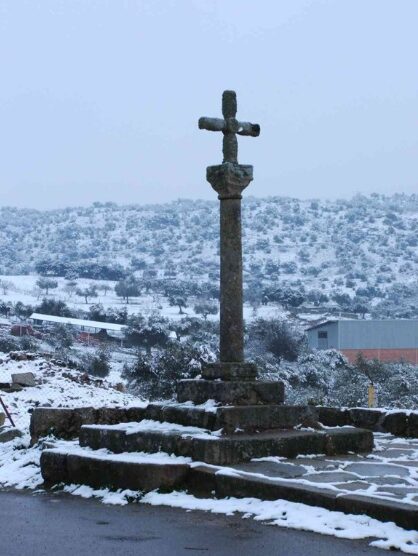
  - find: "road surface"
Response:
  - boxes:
[0,490,382,555]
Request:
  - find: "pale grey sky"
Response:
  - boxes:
[0,0,417,209]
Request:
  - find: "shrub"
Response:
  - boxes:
[87,350,111,378]
[123,340,212,400]
[0,336,20,353]
[248,318,304,362]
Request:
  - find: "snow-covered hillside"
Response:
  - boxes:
[1,193,418,316]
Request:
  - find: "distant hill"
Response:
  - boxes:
[1,193,418,317]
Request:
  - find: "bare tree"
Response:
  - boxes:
[0,279,14,296]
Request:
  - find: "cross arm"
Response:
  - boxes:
[236,121,260,137]
[198,117,226,132]
[198,117,260,137]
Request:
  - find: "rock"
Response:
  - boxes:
[9,352,28,361]
[0,427,22,443]
[0,384,23,393]
[0,413,5,427]
[11,372,36,387]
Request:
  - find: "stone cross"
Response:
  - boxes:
[199,90,260,164]
[199,90,260,381]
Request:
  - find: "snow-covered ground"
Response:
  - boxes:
[0,354,417,553]
[0,353,142,489]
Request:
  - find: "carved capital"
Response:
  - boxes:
[206,162,253,199]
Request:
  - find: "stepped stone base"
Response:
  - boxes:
[80,424,373,466]
[177,379,284,405]
[37,373,375,502]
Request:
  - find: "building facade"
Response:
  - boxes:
[307,320,418,364]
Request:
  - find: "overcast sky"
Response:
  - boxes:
[0,0,417,209]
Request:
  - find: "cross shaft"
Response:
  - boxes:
[198,91,260,379]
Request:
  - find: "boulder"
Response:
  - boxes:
[0,426,22,443]
[11,372,36,387]
[9,352,28,361]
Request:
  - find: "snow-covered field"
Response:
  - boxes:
[0,354,416,553]
[0,274,282,322]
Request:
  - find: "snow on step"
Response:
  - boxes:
[82,419,222,439]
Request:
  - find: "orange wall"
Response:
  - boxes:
[341,349,418,364]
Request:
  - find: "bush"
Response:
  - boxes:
[19,335,40,351]
[248,318,304,362]
[123,340,212,400]
[125,315,170,353]
[87,350,111,378]
[35,298,73,317]
[0,336,20,353]
[46,324,74,350]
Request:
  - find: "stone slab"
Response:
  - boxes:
[232,461,306,479]
[317,407,350,427]
[343,462,410,478]
[145,403,217,430]
[202,362,257,381]
[41,450,189,492]
[177,380,285,406]
[215,405,319,434]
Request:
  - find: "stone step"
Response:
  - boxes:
[146,403,319,434]
[187,464,418,531]
[40,446,189,492]
[177,379,285,406]
[29,402,313,442]
[39,440,417,531]
[79,421,374,466]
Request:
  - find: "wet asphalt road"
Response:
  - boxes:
[0,490,383,555]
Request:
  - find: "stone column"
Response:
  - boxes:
[219,194,243,363]
[202,162,257,381]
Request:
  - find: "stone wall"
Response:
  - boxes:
[30,406,146,444]
[318,407,418,437]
